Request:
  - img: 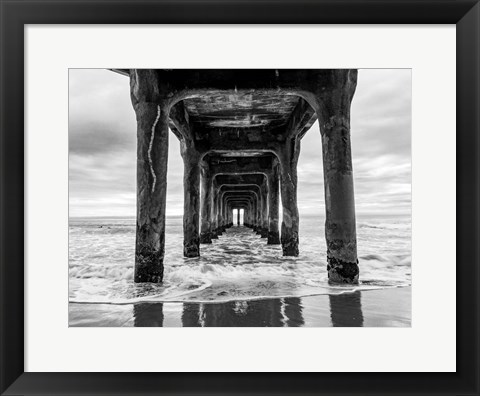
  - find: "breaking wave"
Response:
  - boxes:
[69,216,411,304]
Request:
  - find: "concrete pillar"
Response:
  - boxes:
[278,139,300,256]
[200,162,212,244]
[237,208,241,226]
[249,199,255,229]
[211,184,219,238]
[267,164,280,244]
[255,196,261,233]
[217,193,224,235]
[218,197,223,232]
[222,201,227,231]
[222,202,227,229]
[260,181,269,238]
[226,205,231,227]
[180,140,200,258]
[248,202,253,228]
[313,69,359,283]
[130,71,169,282]
[254,195,261,232]
[255,192,262,234]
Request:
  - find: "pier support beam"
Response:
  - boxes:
[255,193,261,232]
[314,69,359,283]
[260,181,269,238]
[227,206,232,227]
[245,204,252,227]
[211,182,219,239]
[181,139,201,258]
[278,139,300,256]
[221,201,227,231]
[217,192,224,235]
[130,70,169,283]
[252,190,261,234]
[242,207,248,227]
[267,164,280,244]
[200,162,212,243]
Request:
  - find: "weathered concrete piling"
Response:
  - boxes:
[267,164,280,244]
[122,69,359,284]
[199,162,212,244]
[180,139,201,258]
[312,70,359,284]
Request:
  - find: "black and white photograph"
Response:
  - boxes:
[68,69,411,327]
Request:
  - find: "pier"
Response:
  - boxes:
[115,69,359,284]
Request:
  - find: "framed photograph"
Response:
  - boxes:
[1,0,479,395]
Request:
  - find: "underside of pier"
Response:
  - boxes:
[115,69,359,284]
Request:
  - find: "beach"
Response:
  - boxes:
[69,286,410,327]
[69,215,411,326]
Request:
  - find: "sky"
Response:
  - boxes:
[69,69,411,218]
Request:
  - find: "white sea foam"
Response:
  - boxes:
[69,215,411,304]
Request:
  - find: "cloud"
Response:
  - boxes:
[69,69,411,218]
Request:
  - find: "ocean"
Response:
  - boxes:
[69,214,411,327]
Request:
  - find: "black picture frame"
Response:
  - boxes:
[1,1,479,395]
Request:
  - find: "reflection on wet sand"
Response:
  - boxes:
[181,299,285,327]
[70,286,410,327]
[133,303,164,327]
[131,292,362,327]
[181,304,201,327]
[284,297,305,327]
[329,291,363,327]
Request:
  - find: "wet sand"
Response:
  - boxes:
[69,286,410,327]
